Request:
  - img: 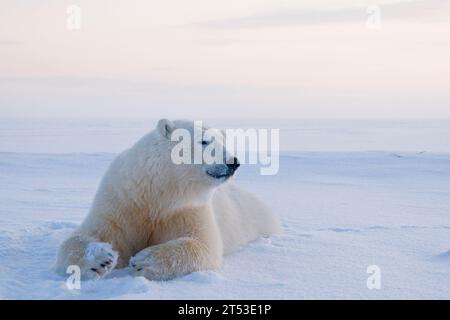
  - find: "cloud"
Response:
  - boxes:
[189,0,449,29]
[1,76,450,119]
[191,8,361,29]
[0,40,21,45]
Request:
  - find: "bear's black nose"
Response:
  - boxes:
[227,157,240,171]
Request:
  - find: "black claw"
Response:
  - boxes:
[131,263,136,267]
[107,253,113,257]
[137,268,142,271]
[104,261,111,265]
[90,268,97,272]
[100,263,106,268]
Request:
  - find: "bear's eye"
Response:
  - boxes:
[201,140,210,146]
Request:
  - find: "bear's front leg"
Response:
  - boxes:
[129,237,221,280]
[55,234,119,280]
[129,206,223,280]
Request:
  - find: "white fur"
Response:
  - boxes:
[55,119,281,280]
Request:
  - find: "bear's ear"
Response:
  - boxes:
[157,118,175,139]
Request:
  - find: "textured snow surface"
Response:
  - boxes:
[1,150,449,299]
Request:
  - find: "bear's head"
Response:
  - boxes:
[134,119,240,210]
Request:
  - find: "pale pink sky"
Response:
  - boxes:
[1,0,449,119]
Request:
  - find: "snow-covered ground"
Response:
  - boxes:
[0,119,449,299]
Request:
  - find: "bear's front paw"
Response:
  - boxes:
[82,242,119,280]
[129,247,168,280]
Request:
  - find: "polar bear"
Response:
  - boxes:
[55,119,280,280]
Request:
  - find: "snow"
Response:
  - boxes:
[0,119,449,299]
